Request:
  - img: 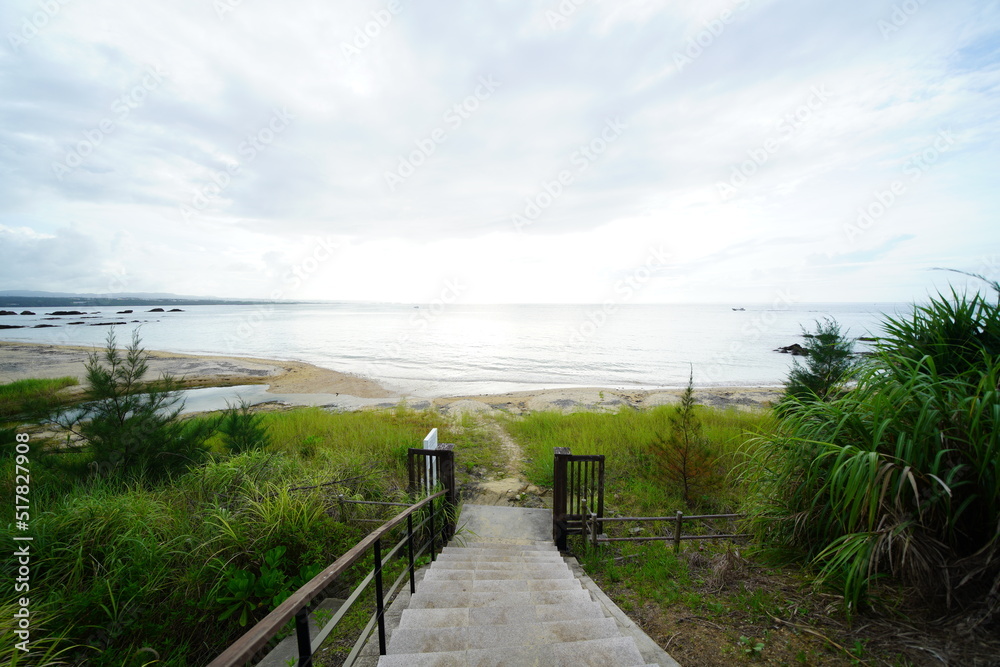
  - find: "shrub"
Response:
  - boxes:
[60,329,212,481]
[781,317,858,406]
[748,286,1000,614]
[651,371,722,507]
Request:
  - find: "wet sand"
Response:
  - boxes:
[0,341,781,412]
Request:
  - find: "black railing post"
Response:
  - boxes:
[374,538,386,655]
[553,447,570,551]
[295,607,312,667]
[407,513,416,595]
[438,444,456,540]
[429,496,437,561]
[674,510,683,554]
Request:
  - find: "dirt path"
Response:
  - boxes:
[465,417,547,507]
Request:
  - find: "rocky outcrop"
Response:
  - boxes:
[20,311,36,315]
[47,310,86,316]
[0,310,17,316]
[148,308,165,312]
[117,309,134,314]
[775,343,808,355]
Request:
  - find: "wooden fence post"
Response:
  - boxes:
[553,447,570,551]
[674,510,683,554]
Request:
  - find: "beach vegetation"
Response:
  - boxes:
[0,401,493,665]
[779,317,858,409]
[57,329,213,481]
[650,370,724,506]
[0,375,78,421]
[746,283,1000,614]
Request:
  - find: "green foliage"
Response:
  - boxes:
[1,403,477,664]
[748,286,1000,612]
[508,404,771,514]
[219,398,271,454]
[650,370,723,506]
[217,546,323,626]
[0,376,78,420]
[782,317,858,405]
[739,635,765,658]
[62,329,212,481]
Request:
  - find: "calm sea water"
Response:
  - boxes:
[0,302,907,396]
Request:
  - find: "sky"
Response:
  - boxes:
[1,0,998,305]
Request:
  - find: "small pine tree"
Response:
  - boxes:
[62,329,212,480]
[651,369,721,506]
[783,317,858,404]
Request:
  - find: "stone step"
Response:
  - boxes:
[435,552,566,564]
[431,559,569,570]
[443,543,558,553]
[399,599,605,629]
[417,578,583,595]
[376,636,657,666]
[422,567,574,582]
[408,588,594,610]
[386,617,621,654]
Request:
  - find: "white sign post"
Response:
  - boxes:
[423,428,438,493]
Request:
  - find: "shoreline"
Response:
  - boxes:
[0,341,782,412]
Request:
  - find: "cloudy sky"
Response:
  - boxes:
[1,0,998,304]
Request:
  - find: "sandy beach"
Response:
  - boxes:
[0,341,781,412]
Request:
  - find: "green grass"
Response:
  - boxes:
[0,376,78,419]
[0,404,495,666]
[506,405,774,514]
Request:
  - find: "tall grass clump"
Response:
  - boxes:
[508,404,770,513]
[747,285,1000,616]
[1,402,470,665]
[0,376,78,421]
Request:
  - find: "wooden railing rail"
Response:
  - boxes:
[583,511,748,553]
[208,489,450,666]
[210,445,458,667]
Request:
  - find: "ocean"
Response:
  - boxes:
[0,301,907,397]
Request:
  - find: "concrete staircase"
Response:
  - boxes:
[373,505,677,667]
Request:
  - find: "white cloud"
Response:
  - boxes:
[1,0,997,303]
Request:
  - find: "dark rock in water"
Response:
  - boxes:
[42,317,61,320]
[168,308,184,312]
[858,336,878,342]
[33,324,58,328]
[0,310,16,316]
[47,310,86,315]
[148,308,165,312]
[20,311,36,315]
[775,343,808,355]
[68,321,85,325]
[0,324,25,329]
[117,309,134,314]
[89,321,128,326]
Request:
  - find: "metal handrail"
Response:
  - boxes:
[208,489,449,667]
